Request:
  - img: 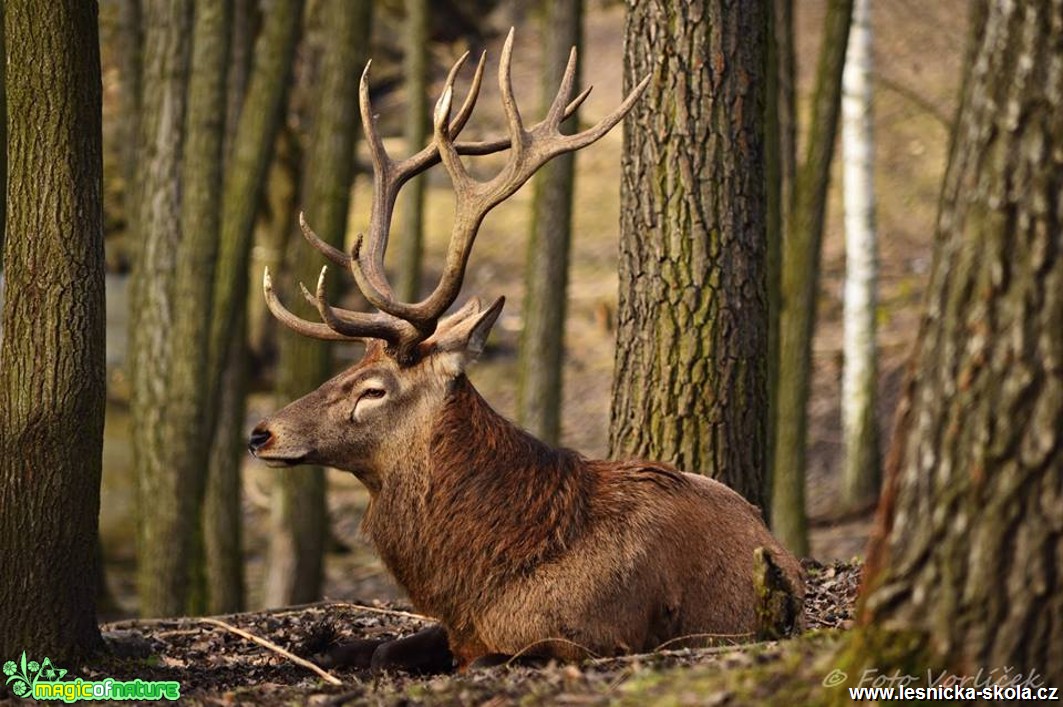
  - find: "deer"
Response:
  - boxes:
[248,30,804,674]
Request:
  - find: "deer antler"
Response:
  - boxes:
[266,29,649,362]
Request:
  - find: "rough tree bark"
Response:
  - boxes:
[0,0,106,662]
[610,0,769,508]
[770,0,853,555]
[838,0,1063,690]
[840,0,880,508]
[396,0,428,302]
[265,0,371,606]
[0,7,6,266]
[129,0,195,617]
[516,0,582,445]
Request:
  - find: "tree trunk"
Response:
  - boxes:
[116,0,142,241]
[839,0,1063,690]
[265,0,371,607]
[610,0,769,508]
[0,0,106,662]
[207,0,303,404]
[516,0,582,446]
[764,0,795,520]
[395,0,428,302]
[0,6,6,267]
[770,0,853,556]
[840,0,880,508]
[203,313,249,614]
[200,0,302,609]
[201,0,260,615]
[129,0,194,617]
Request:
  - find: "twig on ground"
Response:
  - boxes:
[199,617,342,686]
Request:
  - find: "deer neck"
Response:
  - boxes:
[363,374,593,620]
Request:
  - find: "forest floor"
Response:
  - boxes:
[70,559,859,706]
[78,0,971,703]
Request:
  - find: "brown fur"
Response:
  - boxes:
[253,305,804,668]
[360,376,803,664]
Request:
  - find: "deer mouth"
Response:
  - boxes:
[259,454,308,468]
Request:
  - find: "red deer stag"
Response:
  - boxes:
[249,30,803,673]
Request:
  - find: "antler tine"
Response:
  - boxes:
[545,46,579,127]
[446,50,487,138]
[498,28,526,160]
[359,60,393,178]
[264,264,421,352]
[548,74,651,154]
[263,267,357,342]
[299,212,350,268]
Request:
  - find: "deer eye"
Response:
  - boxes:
[360,388,386,401]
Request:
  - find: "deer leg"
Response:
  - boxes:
[369,625,455,675]
[314,636,389,670]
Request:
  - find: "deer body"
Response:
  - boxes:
[250,32,803,671]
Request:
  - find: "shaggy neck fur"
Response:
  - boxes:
[362,374,593,633]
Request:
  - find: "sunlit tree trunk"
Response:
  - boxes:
[610,0,769,508]
[517,0,582,445]
[266,0,371,607]
[837,0,1063,690]
[129,0,194,617]
[0,0,106,662]
[770,0,853,556]
[840,0,880,508]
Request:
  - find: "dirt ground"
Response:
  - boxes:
[3,559,854,706]
[83,0,969,703]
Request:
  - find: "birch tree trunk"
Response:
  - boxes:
[840,0,880,508]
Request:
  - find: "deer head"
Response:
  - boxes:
[248,30,648,488]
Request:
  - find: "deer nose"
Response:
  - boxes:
[248,425,273,454]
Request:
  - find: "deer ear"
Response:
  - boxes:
[433,297,504,370]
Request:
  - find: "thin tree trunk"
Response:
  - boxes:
[764,0,795,518]
[516,0,581,445]
[200,0,302,609]
[610,0,769,508]
[396,0,428,302]
[202,0,259,614]
[265,0,371,607]
[0,7,6,266]
[840,0,880,508]
[129,0,194,617]
[116,0,142,241]
[837,0,1063,689]
[0,0,106,662]
[770,0,853,556]
[206,0,303,408]
[203,312,248,613]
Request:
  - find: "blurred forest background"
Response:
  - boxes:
[78,0,963,616]
[6,0,1063,701]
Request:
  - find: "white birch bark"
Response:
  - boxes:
[841,0,881,507]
